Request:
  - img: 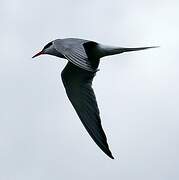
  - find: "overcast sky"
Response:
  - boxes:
[1,0,179,179]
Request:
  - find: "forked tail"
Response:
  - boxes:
[119,46,159,53]
[99,45,159,57]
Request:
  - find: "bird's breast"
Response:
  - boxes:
[48,48,66,59]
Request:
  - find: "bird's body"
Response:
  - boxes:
[33,38,158,159]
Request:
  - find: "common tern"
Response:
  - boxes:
[33,38,158,159]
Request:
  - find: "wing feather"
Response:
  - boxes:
[61,62,114,159]
[54,38,96,72]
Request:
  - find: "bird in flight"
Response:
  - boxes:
[32,38,158,159]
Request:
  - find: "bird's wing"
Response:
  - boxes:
[53,39,96,72]
[61,62,114,159]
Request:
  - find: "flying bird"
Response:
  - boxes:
[32,38,158,159]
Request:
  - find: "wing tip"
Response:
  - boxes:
[105,149,115,159]
[109,155,115,159]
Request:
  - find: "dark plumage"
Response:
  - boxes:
[32,38,158,159]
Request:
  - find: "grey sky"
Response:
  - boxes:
[1,0,179,179]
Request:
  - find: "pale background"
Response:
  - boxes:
[1,0,178,179]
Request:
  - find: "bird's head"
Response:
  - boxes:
[32,41,54,58]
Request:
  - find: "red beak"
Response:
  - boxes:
[32,51,43,58]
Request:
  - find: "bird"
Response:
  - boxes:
[32,38,158,159]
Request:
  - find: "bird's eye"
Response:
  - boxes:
[43,42,53,50]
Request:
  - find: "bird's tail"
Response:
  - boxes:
[99,45,159,57]
[119,46,159,53]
